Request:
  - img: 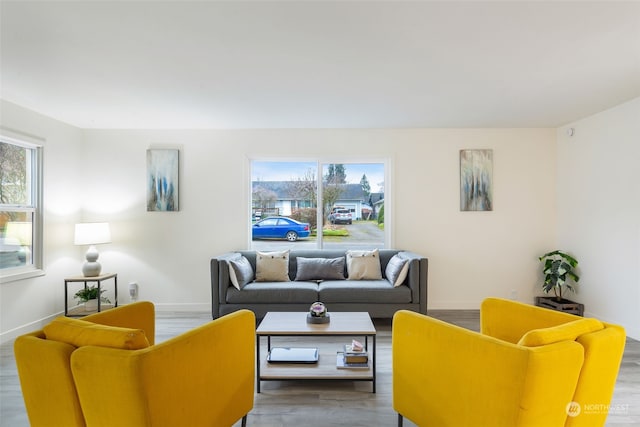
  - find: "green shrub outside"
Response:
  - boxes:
[377,205,384,225]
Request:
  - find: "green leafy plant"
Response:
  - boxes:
[377,204,385,225]
[74,285,111,305]
[539,250,580,301]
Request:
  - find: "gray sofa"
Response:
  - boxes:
[210,249,428,319]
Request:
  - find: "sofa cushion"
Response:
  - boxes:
[517,318,604,347]
[295,257,345,281]
[226,282,318,303]
[228,256,254,290]
[318,280,411,303]
[256,250,290,282]
[346,249,382,280]
[385,254,410,287]
[43,316,150,350]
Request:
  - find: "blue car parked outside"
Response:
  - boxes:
[252,216,310,242]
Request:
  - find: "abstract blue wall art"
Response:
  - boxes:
[147,149,179,212]
[460,149,493,211]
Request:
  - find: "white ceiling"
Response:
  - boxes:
[1,1,639,129]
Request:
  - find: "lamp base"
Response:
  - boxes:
[82,261,102,277]
[82,245,102,276]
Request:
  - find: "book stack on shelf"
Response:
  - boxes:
[336,339,369,369]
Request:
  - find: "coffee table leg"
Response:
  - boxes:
[372,334,376,393]
[256,335,261,393]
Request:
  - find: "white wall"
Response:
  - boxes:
[0,101,84,341]
[1,100,560,342]
[557,97,640,340]
[79,128,557,310]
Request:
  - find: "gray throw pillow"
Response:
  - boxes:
[385,254,409,287]
[228,256,254,290]
[295,257,345,281]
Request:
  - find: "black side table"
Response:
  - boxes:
[64,273,118,317]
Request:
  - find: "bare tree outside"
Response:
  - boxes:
[252,185,277,211]
[1,142,29,228]
[0,142,28,206]
[286,168,317,207]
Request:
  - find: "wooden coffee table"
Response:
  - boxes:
[256,311,377,393]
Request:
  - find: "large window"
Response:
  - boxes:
[0,135,43,282]
[251,160,386,250]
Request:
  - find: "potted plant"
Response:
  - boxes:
[535,250,583,316]
[74,285,111,311]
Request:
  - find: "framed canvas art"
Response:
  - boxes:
[460,149,493,211]
[147,149,179,211]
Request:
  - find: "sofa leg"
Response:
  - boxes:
[241,415,247,427]
[397,413,403,427]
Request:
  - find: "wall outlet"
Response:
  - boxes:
[510,289,518,300]
[129,282,139,302]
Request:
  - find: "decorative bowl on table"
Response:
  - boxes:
[307,301,330,324]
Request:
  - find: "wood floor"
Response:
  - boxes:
[1,310,638,427]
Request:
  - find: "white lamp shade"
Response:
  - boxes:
[74,223,111,246]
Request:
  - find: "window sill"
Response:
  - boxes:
[0,268,45,284]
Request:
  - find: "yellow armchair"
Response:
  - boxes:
[71,308,255,427]
[15,302,256,427]
[14,301,156,427]
[392,298,625,427]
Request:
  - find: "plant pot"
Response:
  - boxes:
[534,296,584,316]
[84,299,98,312]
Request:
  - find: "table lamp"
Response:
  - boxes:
[74,222,111,277]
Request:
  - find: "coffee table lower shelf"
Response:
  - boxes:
[259,351,374,381]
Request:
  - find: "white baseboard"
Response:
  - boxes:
[428,300,482,310]
[153,302,210,312]
[0,312,62,345]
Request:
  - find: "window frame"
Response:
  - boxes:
[0,132,44,283]
[249,158,390,249]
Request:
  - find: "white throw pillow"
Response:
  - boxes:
[385,254,409,287]
[346,249,382,280]
[256,250,290,282]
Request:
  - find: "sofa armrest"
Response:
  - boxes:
[211,252,243,318]
[71,309,256,427]
[393,310,583,427]
[397,251,428,314]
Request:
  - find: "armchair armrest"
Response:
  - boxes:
[71,309,256,427]
[480,297,580,344]
[393,310,584,427]
[84,301,156,345]
[14,335,85,427]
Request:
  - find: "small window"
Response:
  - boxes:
[0,134,44,282]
